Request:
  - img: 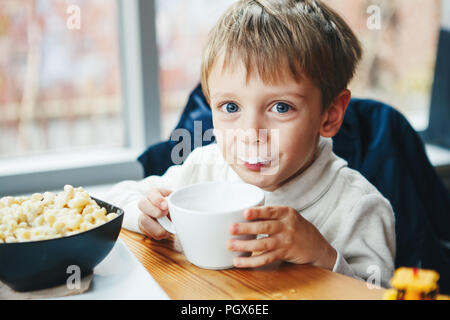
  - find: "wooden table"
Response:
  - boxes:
[120,229,385,300]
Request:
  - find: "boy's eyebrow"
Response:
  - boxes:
[209,92,240,100]
[258,91,309,101]
[210,91,307,101]
[280,92,307,100]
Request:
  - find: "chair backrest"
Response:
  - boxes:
[138,84,450,293]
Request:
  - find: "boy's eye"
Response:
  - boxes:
[221,102,240,113]
[271,102,291,114]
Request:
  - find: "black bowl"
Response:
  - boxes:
[0,197,124,292]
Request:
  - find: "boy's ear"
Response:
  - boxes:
[319,89,351,138]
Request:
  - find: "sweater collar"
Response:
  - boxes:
[262,137,348,211]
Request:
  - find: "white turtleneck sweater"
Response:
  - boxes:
[102,137,396,288]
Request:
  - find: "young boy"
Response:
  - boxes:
[104,0,395,287]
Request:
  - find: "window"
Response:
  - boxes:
[0,0,124,158]
[331,0,441,132]
[155,0,231,139]
[0,0,156,195]
[2,0,448,195]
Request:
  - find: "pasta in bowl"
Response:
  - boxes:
[0,185,124,292]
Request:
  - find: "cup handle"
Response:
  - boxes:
[157,216,176,234]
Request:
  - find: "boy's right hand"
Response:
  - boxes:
[138,187,172,240]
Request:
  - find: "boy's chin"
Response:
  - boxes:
[232,165,282,191]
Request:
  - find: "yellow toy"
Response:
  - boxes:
[383,267,450,300]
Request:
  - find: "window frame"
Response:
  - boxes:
[0,0,160,195]
[419,0,450,189]
[422,0,450,150]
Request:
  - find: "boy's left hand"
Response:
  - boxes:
[227,206,337,270]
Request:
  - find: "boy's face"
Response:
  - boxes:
[208,58,327,191]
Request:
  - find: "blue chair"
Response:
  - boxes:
[138,84,450,293]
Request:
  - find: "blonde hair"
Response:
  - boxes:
[201,0,362,111]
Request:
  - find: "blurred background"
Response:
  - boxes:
[0,0,449,193]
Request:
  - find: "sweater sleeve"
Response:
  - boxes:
[100,146,209,233]
[328,194,396,288]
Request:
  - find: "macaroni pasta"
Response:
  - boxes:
[0,185,118,243]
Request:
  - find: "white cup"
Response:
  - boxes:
[158,181,265,269]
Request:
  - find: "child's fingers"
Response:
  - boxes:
[244,206,288,220]
[138,197,168,219]
[230,220,283,235]
[138,213,170,240]
[146,188,170,210]
[227,237,278,252]
[233,249,282,268]
[158,188,172,197]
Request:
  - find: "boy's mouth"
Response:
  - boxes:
[238,156,272,171]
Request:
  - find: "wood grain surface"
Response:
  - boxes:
[119,229,385,300]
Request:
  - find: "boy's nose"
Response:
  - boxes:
[237,128,269,145]
[237,111,268,144]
